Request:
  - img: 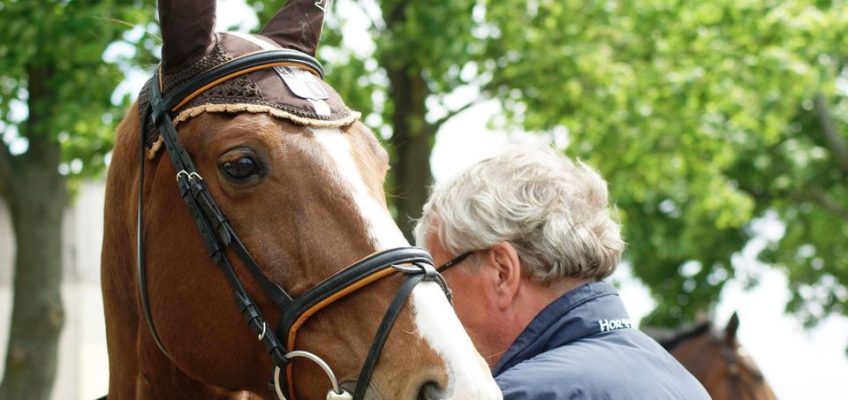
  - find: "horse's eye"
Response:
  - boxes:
[220,156,262,180]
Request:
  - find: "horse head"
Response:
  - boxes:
[652,313,777,400]
[101,1,501,399]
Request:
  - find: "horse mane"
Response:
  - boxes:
[645,315,778,400]
[644,321,712,351]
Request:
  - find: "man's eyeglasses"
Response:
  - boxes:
[436,251,474,273]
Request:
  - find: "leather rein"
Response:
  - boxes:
[136,49,451,400]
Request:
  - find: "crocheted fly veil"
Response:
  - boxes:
[140,0,356,150]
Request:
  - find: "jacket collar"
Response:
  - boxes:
[492,280,633,376]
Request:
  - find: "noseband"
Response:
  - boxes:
[137,49,451,400]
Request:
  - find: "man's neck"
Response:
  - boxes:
[548,277,595,299]
[487,277,594,368]
[519,277,593,323]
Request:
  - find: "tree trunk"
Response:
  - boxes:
[376,0,439,242]
[813,94,848,174]
[0,66,67,400]
[385,63,435,241]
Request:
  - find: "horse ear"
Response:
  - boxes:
[260,0,329,56]
[724,311,740,343]
[158,0,217,72]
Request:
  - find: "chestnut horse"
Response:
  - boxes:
[100,1,500,399]
[647,313,777,400]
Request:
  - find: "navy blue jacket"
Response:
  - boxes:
[493,281,710,400]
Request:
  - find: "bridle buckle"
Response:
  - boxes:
[393,262,452,303]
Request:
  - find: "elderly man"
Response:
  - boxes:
[415,145,709,399]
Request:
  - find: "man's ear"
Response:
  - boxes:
[485,241,523,309]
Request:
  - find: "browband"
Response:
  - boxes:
[151,49,324,125]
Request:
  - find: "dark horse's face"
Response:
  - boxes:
[666,314,777,400]
[100,1,501,399]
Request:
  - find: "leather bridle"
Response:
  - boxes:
[137,49,451,400]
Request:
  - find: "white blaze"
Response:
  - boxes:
[313,128,408,250]
[314,128,502,399]
[411,284,504,399]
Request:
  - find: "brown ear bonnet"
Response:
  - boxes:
[139,0,357,149]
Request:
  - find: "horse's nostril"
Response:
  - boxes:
[417,381,444,400]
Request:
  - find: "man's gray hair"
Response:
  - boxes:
[415,145,625,283]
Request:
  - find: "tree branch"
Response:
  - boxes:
[805,186,848,221]
[790,184,848,221]
[432,100,478,133]
[813,94,848,173]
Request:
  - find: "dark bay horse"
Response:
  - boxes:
[646,313,777,400]
[100,1,500,399]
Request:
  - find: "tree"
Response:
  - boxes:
[479,0,848,326]
[0,1,153,398]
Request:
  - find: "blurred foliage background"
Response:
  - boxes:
[1,0,846,398]
[252,0,848,328]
